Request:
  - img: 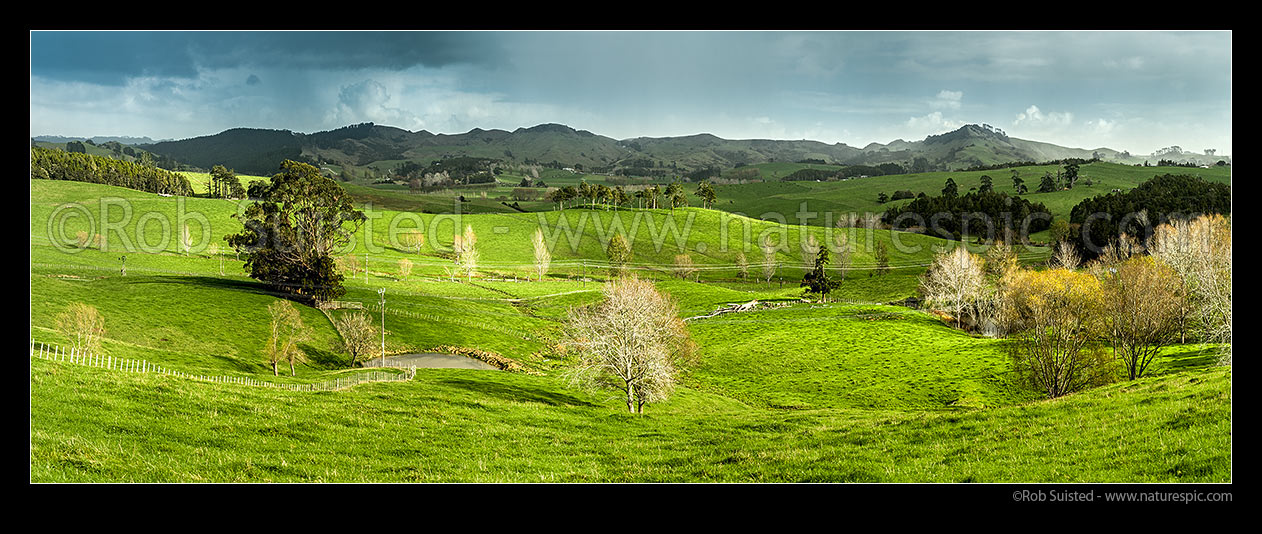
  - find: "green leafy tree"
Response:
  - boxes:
[979,175,994,193]
[1038,172,1058,193]
[226,160,367,304]
[210,164,243,198]
[596,184,613,209]
[695,180,717,209]
[606,234,633,278]
[1063,163,1080,189]
[613,186,629,210]
[1049,219,1072,244]
[664,182,687,210]
[801,247,841,302]
[942,177,959,197]
[548,185,578,209]
[578,181,596,209]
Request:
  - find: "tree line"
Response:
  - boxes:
[778,164,902,182]
[544,180,717,211]
[880,188,1053,241]
[1067,174,1231,261]
[919,212,1230,399]
[31,146,195,196]
[395,156,499,188]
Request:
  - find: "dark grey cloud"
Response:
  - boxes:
[31,31,506,85]
[30,31,201,85]
[188,31,507,71]
[29,30,1231,154]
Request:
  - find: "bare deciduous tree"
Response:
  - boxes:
[920,246,986,329]
[532,228,551,282]
[862,211,882,231]
[1005,268,1112,398]
[453,224,479,282]
[399,230,425,255]
[56,302,105,355]
[266,300,309,376]
[564,277,696,413]
[398,258,413,281]
[760,235,778,284]
[1149,215,1232,361]
[1102,255,1185,380]
[335,254,360,276]
[333,311,378,368]
[1051,240,1081,270]
[984,240,1018,278]
[209,242,224,275]
[672,253,696,280]
[1095,233,1140,269]
[830,232,850,282]
[181,223,192,255]
[735,251,748,280]
[799,233,820,272]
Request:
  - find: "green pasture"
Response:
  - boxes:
[29,357,1230,482]
[28,176,1230,483]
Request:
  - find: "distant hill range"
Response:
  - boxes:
[33,135,165,145]
[41,122,1230,177]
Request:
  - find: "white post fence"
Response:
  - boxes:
[30,339,417,392]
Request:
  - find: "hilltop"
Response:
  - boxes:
[71,122,1229,178]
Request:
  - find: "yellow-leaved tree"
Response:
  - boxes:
[1005,268,1113,398]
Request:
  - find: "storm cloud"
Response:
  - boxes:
[29,30,1232,155]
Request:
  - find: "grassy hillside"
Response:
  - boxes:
[708,162,1233,233]
[29,357,1230,482]
[29,178,1231,483]
[686,302,1039,411]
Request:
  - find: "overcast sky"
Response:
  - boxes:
[29,30,1232,155]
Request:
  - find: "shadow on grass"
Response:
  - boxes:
[211,353,262,373]
[435,376,598,408]
[300,343,347,370]
[125,275,282,298]
[1153,345,1224,375]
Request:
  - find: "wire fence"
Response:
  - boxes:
[29,339,416,392]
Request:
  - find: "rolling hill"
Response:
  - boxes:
[125,122,1230,178]
[28,178,1231,483]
